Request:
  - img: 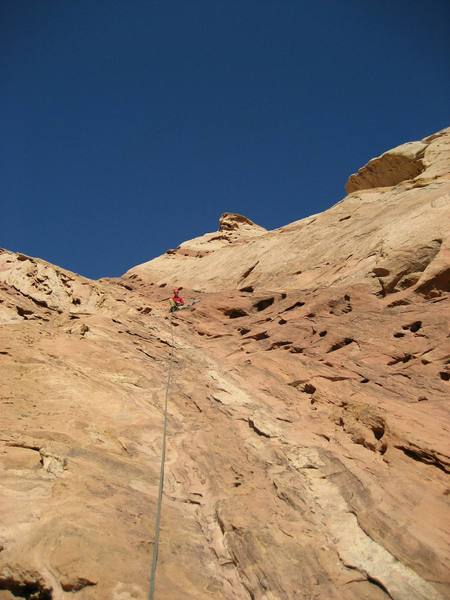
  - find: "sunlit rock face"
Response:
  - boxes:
[127,128,450,298]
[0,127,449,600]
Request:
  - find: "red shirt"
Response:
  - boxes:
[172,293,184,305]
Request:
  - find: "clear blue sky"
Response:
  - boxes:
[2,1,449,279]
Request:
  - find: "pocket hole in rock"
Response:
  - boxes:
[223,308,248,319]
[253,297,275,311]
[16,306,33,318]
[327,338,353,352]
[302,383,316,394]
[388,353,412,366]
[248,331,269,341]
[283,301,305,312]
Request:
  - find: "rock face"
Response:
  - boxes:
[1,128,449,600]
[346,129,450,193]
[127,128,450,296]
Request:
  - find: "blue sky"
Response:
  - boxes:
[1,0,449,278]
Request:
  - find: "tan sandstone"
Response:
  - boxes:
[0,127,449,600]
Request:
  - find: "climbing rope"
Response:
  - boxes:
[148,318,175,600]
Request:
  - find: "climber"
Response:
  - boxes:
[169,287,185,312]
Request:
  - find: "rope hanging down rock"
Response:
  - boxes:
[148,319,175,600]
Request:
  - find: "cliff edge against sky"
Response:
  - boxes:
[0,128,449,600]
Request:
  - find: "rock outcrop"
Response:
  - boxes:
[345,128,450,192]
[127,128,450,296]
[0,128,449,600]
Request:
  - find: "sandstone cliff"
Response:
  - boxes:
[0,128,449,600]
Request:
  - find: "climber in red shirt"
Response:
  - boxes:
[170,288,185,312]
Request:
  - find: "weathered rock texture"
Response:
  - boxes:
[128,130,450,297]
[1,128,449,600]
